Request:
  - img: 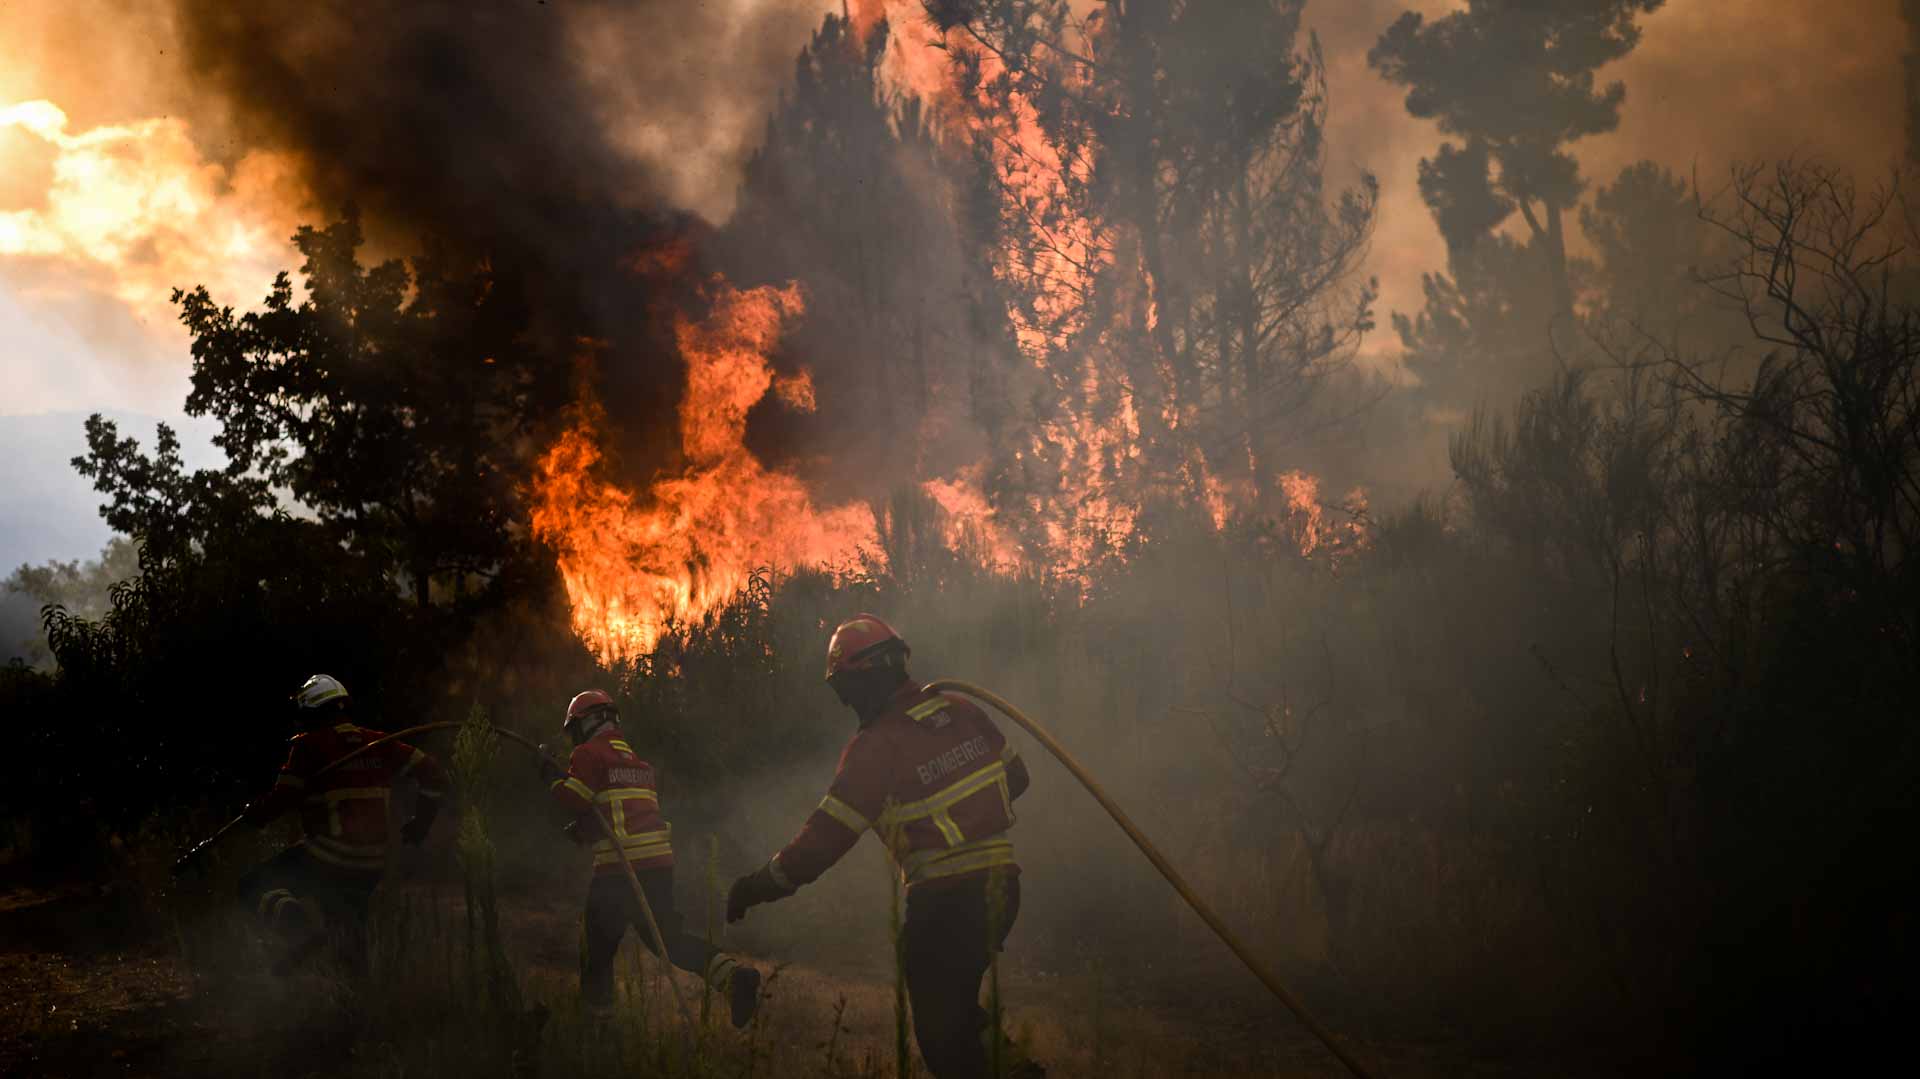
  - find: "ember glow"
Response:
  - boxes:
[530,279,880,662]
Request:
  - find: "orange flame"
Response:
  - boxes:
[535,8,1372,657]
[1275,470,1371,562]
[531,279,879,662]
[921,467,1023,571]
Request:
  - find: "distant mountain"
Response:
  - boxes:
[0,410,221,573]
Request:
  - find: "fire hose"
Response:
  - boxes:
[926,680,1377,1079]
[171,721,699,1044]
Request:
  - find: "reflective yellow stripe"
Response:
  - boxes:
[318,786,390,803]
[900,835,1015,883]
[591,827,673,866]
[593,786,657,805]
[871,763,1014,862]
[273,773,305,789]
[817,794,870,833]
[931,811,964,845]
[308,786,389,839]
[590,825,671,858]
[592,787,659,843]
[906,698,950,722]
[609,740,634,754]
[592,837,672,858]
[556,776,594,802]
[887,762,1008,823]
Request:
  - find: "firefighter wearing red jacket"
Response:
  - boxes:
[236,674,445,974]
[726,615,1035,1079]
[547,690,762,1027]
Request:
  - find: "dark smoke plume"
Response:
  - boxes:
[165,0,826,466]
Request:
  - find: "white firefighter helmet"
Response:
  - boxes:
[292,674,350,711]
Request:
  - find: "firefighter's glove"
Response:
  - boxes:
[726,862,793,924]
[536,744,566,783]
[562,818,593,846]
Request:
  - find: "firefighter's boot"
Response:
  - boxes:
[728,965,762,1028]
[259,888,325,975]
[987,1026,1046,1079]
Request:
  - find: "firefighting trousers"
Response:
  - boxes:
[237,844,381,973]
[582,869,736,1008]
[903,870,1022,1079]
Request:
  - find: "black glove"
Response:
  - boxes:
[726,862,793,924]
[400,798,439,846]
[537,744,566,782]
[562,818,594,846]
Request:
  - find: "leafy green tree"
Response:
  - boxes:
[1,537,141,665]
[1370,0,1664,319]
[171,211,568,606]
[21,212,580,831]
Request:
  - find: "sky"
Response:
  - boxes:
[0,0,1909,568]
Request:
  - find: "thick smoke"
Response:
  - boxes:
[162,0,834,467]
[1318,0,1905,372]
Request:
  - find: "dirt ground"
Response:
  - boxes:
[0,871,1637,1079]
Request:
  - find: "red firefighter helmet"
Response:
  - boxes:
[563,689,618,740]
[824,614,910,681]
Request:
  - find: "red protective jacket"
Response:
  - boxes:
[247,721,446,873]
[771,684,1029,893]
[549,726,674,875]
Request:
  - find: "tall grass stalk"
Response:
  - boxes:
[451,702,520,1016]
[884,804,912,1079]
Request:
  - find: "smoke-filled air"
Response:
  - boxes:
[1,1,1914,1076]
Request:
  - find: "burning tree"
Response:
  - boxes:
[922,0,1378,558]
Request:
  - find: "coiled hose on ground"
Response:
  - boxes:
[926,679,1376,1079]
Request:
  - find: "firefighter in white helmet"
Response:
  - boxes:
[234,674,445,974]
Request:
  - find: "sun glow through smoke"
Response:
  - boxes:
[0,100,306,318]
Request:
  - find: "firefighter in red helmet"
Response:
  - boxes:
[726,616,1038,1078]
[235,674,446,976]
[547,689,762,1026]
